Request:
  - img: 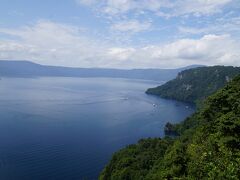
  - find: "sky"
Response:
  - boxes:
[0,0,240,69]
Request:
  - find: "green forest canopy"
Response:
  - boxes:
[146,66,240,104]
[100,74,240,180]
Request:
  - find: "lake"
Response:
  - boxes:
[0,77,195,180]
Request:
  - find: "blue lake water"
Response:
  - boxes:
[0,77,195,180]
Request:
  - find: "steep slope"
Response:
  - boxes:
[146,66,240,104]
[0,60,201,81]
[100,75,240,179]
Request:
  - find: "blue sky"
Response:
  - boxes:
[0,0,240,68]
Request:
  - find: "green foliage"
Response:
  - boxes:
[164,122,180,136]
[146,66,240,104]
[100,74,240,180]
[99,138,174,180]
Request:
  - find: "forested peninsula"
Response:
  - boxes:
[146,66,240,104]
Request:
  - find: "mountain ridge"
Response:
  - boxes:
[0,60,203,82]
[146,66,240,104]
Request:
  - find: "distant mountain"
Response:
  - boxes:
[146,66,240,103]
[0,60,203,82]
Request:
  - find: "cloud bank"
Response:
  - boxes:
[0,21,239,68]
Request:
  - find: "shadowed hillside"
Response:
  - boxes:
[146,66,240,104]
[0,60,202,82]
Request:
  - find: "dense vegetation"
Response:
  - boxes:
[146,66,240,104]
[100,74,240,179]
[99,138,174,180]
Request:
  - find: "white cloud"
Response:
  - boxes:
[110,20,151,33]
[75,0,237,45]
[169,0,233,17]
[103,0,135,14]
[105,34,240,68]
[76,0,233,17]
[0,21,108,67]
[107,47,136,60]
[0,21,239,68]
[178,16,240,35]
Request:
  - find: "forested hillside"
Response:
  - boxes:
[146,66,240,104]
[100,74,240,179]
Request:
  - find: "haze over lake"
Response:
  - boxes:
[0,77,194,179]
